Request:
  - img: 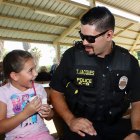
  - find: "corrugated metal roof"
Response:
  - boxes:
[0,0,140,51]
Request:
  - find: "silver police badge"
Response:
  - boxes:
[118,76,128,90]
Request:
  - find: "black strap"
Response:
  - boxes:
[130,129,140,136]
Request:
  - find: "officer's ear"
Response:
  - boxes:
[106,30,114,41]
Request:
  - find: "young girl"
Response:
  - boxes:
[0,50,54,140]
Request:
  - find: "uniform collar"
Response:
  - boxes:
[104,41,116,59]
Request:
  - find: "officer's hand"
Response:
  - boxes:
[124,133,140,140]
[69,117,97,137]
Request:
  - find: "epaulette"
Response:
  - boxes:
[116,45,129,54]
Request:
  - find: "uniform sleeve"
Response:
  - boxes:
[50,48,74,93]
[129,55,140,102]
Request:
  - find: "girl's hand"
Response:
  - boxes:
[39,104,53,119]
[23,96,42,118]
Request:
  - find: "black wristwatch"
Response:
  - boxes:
[130,130,140,136]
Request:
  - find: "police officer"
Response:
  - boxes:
[50,6,140,140]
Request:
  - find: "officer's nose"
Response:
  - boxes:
[82,39,89,46]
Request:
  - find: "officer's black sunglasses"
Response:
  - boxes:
[79,30,109,43]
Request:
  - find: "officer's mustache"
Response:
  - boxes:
[84,45,95,56]
[84,45,94,50]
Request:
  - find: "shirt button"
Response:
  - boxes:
[109,111,112,115]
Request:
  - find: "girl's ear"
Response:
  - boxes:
[10,72,18,81]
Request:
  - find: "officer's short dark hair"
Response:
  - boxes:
[80,6,115,32]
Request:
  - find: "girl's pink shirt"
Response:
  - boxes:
[0,83,49,140]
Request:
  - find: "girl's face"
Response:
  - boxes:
[11,58,38,91]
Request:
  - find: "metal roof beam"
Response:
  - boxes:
[53,19,80,45]
[0,0,3,5]
[97,0,140,17]
[114,23,134,38]
[56,0,89,10]
[0,26,59,37]
[89,0,96,7]
[0,36,52,44]
[0,15,67,29]
[130,32,140,52]
[2,0,77,20]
